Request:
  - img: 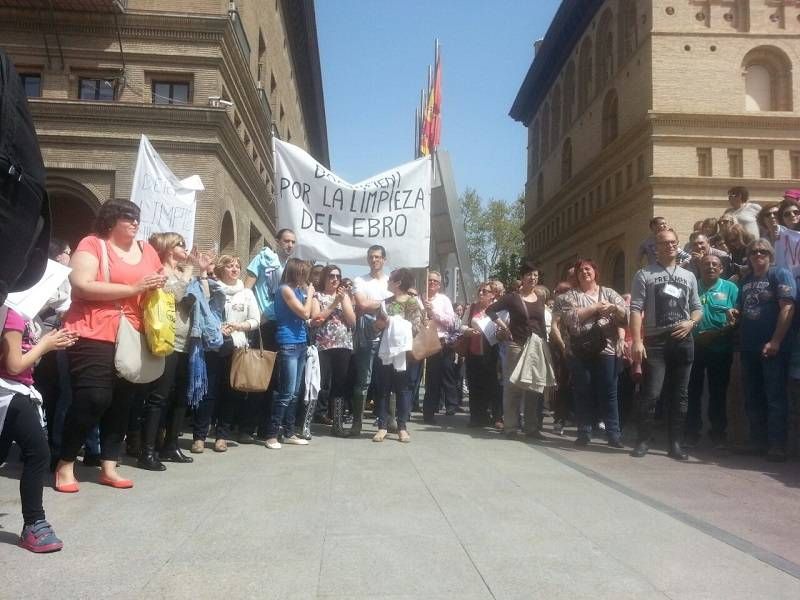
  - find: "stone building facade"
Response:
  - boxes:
[511,0,800,291]
[0,0,328,260]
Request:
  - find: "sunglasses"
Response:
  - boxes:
[657,240,679,247]
[783,211,799,217]
[119,212,140,222]
[750,249,770,257]
[328,273,341,279]
[765,211,779,217]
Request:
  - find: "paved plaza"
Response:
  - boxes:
[1,416,800,600]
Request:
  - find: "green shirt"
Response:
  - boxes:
[695,278,739,352]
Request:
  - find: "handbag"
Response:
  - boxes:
[411,320,442,361]
[571,287,611,360]
[143,287,176,357]
[99,239,165,383]
[229,326,276,392]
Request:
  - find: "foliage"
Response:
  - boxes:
[459,187,524,288]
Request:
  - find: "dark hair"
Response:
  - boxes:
[389,267,414,292]
[777,198,799,228]
[93,199,140,237]
[320,264,342,290]
[281,257,311,287]
[367,244,386,258]
[573,258,600,282]
[48,238,69,259]
[518,263,539,278]
[276,228,295,241]
[649,216,666,227]
[757,202,780,230]
[728,186,749,202]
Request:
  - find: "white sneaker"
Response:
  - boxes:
[283,436,309,446]
[265,439,282,449]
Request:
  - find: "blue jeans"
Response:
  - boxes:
[351,340,379,425]
[571,353,621,442]
[740,350,789,449]
[268,344,307,438]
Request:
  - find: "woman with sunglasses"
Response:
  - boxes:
[463,282,503,428]
[777,199,800,231]
[757,203,781,242]
[310,265,356,436]
[55,199,166,492]
[738,239,795,462]
[134,233,214,470]
[724,186,761,241]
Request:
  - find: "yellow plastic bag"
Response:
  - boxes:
[143,288,176,357]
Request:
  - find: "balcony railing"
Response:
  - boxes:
[257,85,273,128]
[228,4,250,62]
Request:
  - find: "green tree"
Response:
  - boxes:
[459,188,524,287]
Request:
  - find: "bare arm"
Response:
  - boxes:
[69,250,162,301]
[340,292,356,327]
[282,285,315,320]
[0,329,76,376]
[550,314,566,353]
[354,290,381,313]
[630,310,645,362]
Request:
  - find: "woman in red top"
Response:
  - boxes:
[54,199,165,492]
[462,282,502,428]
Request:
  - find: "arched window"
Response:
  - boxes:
[536,173,544,208]
[601,90,619,147]
[742,46,793,111]
[563,60,576,129]
[551,84,562,148]
[561,139,573,184]
[578,37,593,112]
[617,0,638,65]
[596,9,615,90]
[220,210,235,255]
[528,119,540,179]
[541,102,551,158]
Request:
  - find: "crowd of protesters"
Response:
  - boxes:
[3,186,800,554]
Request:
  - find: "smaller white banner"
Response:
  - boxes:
[4,260,72,321]
[131,135,204,249]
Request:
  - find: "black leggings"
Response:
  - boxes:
[0,394,49,525]
[60,338,135,462]
[318,348,352,416]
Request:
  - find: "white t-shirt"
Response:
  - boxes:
[354,273,391,304]
[725,203,761,241]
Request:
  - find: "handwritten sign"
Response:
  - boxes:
[275,139,431,267]
[774,226,800,269]
[131,135,204,249]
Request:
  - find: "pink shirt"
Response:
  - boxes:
[429,292,456,339]
[0,308,36,385]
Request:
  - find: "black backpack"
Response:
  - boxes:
[0,48,50,306]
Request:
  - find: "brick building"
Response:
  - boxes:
[511,0,800,291]
[0,0,328,259]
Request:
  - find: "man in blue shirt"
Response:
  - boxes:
[738,238,795,462]
[242,228,295,442]
[686,255,738,448]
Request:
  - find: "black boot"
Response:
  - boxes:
[159,403,193,463]
[631,440,649,458]
[668,440,688,460]
[125,431,141,458]
[137,403,166,471]
[331,397,345,438]
[349,394,364,437]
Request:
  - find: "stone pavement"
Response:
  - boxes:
[1,416,800,600]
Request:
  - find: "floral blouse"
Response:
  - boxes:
[313,292,353,351]
[384,296,426,337]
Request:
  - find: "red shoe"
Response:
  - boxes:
[54,474,79,493]
[98,474,134,489]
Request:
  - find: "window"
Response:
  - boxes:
[759,150,774,178]
[152,81,189,105]
[19,73,41,98]
[610,249,626,293]
[78,77,114,101]
[601,90,619,147]
[637,154,646,181]
[541,102,551,158]
[604,178,612,204]
[728,149,743,177]
[270,72,277,94]
[791,151,800,179]
[596,9,615,90]
[626,163,633,189]
[563,60,576,129]
[578,38,593,112]
[618,0,638,65]
[614,171,622,197]
[697,148,712,176]
[561,138,573,184]
[742,46,793,111]
[536,173,544,208]
[551,85,561,148]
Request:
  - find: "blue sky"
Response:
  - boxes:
[315,0,561,206]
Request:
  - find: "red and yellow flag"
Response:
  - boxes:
[420,49,441,156]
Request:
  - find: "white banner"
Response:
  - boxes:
[131,135,204,249]
[275,139,431,267]
[774,227,800,269]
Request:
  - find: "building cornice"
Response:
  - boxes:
[649,111,800,131]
